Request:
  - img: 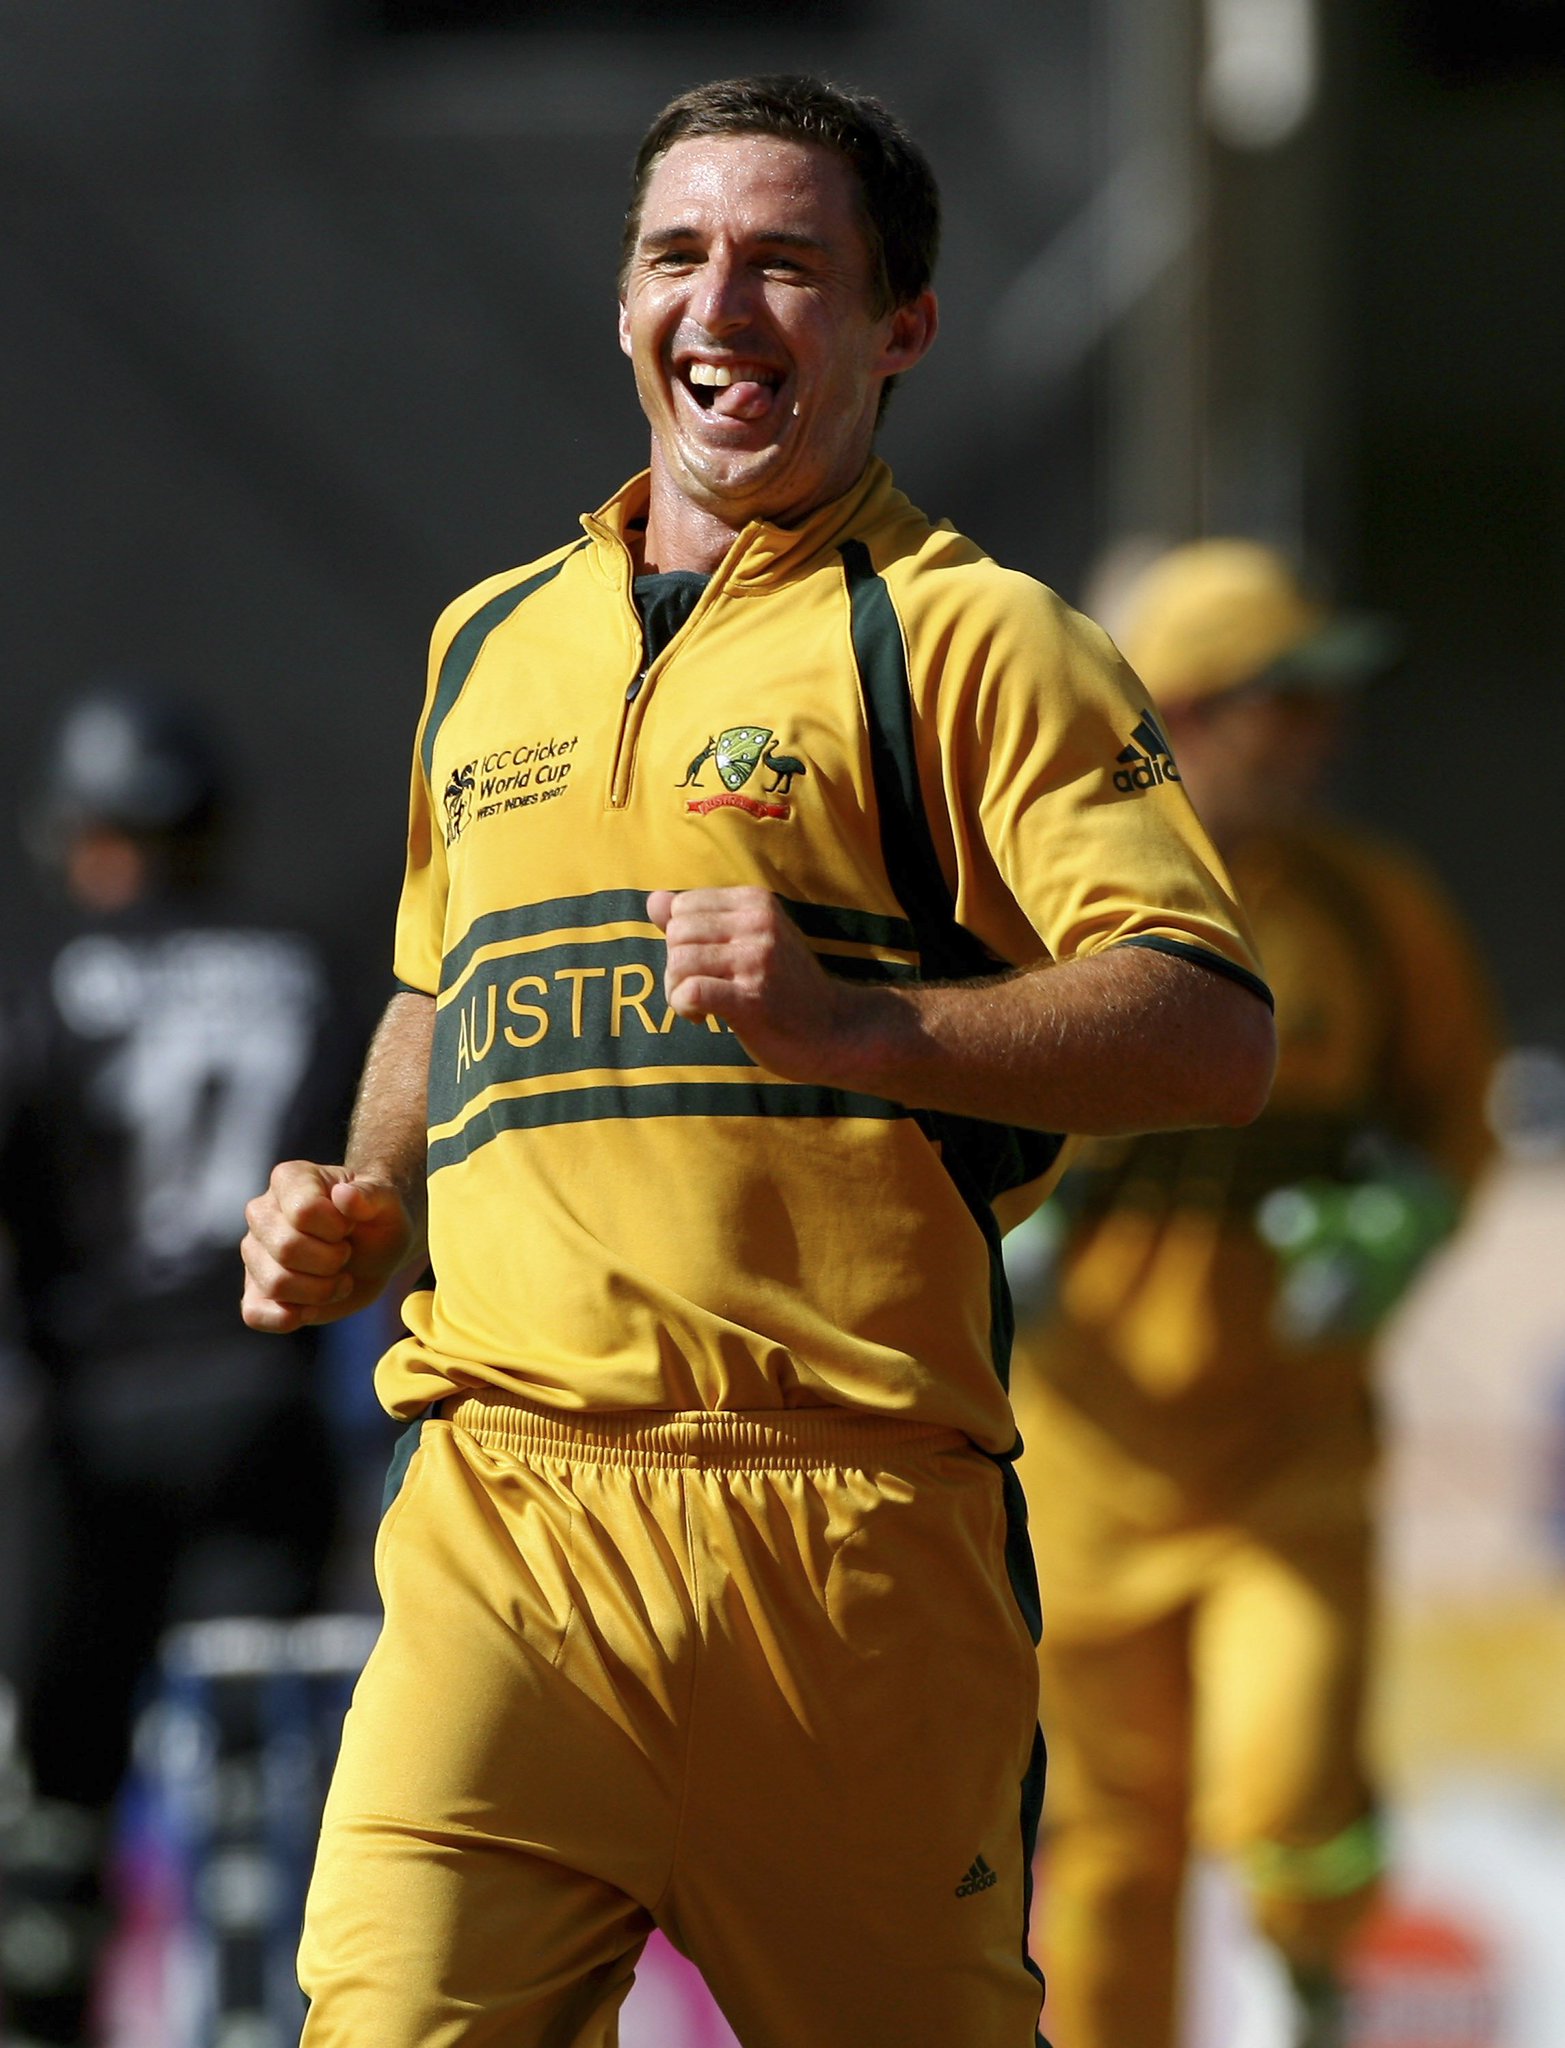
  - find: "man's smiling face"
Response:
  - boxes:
[618,132,935,548]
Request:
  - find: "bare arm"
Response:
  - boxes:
[649,888,1274,1136]
[240,990,434,1333]
[342,989,436,1227]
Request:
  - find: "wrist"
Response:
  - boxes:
[821,979,923,1098]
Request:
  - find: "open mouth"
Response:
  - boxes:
[681,360,786,423]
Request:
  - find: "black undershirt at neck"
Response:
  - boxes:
[632,570,710,668]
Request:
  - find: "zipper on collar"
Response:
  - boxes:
[605,560,727,809]
[608,654,650,809]
[598,525,649,811]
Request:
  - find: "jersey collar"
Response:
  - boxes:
[579,459,907,594]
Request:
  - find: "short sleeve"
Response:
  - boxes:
[907,560,1269,998]
[391,626,454,998]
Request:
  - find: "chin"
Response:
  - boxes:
[679,443,789,506]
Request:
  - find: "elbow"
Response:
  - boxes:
[1209,998,1277,1127]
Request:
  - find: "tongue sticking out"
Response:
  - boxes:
[711,380,777,422]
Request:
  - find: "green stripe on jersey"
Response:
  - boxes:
[841,538,994,984]
[430,932,919,1130]
[421,550,581,783]
[840,537,1065,1410]
[429,1079,910,1173]
[839,538,1064,1212]
[439,889,918,997]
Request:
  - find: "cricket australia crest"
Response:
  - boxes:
[679,724,808,821]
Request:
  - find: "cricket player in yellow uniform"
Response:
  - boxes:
[241,82,1275,2048]
[1012,540,1499,2048]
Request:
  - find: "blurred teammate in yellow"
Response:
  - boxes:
[1011,540,1500,2048]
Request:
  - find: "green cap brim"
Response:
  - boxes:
[1259,614,1405,693]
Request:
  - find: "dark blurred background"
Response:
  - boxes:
[0,0,1559,1023]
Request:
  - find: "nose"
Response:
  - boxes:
[686,248,757,336]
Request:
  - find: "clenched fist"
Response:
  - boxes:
[647,886,872,1084]
[240,1162,416,1333]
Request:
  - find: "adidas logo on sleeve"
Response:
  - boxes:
[1113,711,1181,793]
[954,1854,1000,1897]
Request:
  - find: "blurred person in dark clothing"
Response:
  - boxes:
[0,679,352,2046]
[1009,542,1501,2048]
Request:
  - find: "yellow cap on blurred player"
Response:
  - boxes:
[1114,540,1399,707]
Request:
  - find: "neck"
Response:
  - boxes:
[639,471,750,574]
[636,446,876,574]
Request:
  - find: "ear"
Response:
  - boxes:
[874,289,939,380]
[617,299,633,360]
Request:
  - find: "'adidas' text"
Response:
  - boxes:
[1113,711,1182,795]
[955,1855,999,1898]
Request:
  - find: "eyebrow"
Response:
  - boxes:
[638,225,831,257]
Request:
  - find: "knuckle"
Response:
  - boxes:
[241,1292,281,1332]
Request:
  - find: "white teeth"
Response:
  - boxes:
[685,363,775,389]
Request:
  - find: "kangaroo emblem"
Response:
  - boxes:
[679,735,717,787]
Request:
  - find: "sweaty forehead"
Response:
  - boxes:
[637,132,868,248]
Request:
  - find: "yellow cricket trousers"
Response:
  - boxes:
[298,1396,1047,2047]
[1036,1519,1379,2048]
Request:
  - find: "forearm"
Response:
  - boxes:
[653,888,1274,1138]
[825,946,1275,1136]
[345,990,435,1253]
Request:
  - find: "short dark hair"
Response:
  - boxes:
[619,74,941,314]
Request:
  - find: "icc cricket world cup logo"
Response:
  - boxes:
[443,760,476,844]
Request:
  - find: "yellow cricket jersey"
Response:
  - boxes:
[1014,820,1500,1565]
[375,459,1267,1452]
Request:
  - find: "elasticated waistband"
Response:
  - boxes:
[436,1390,968,1473]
